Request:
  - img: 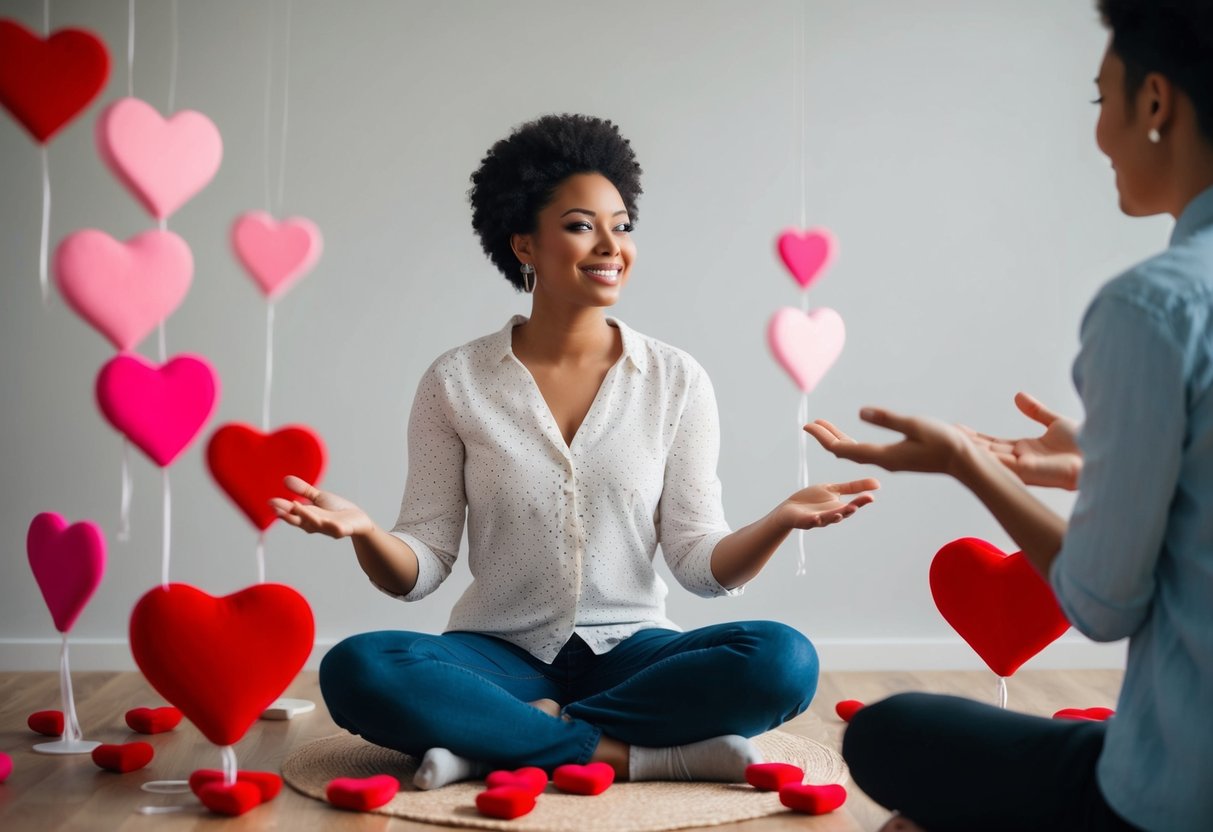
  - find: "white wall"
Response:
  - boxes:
[2,0,1162,672]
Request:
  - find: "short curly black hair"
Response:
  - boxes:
[469,114,643,290]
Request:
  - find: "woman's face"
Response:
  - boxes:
[515,172,636,307]
[1094,43,1166,216]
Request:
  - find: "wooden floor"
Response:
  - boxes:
[0,669,1123,832]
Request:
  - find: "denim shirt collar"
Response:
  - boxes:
[1171,184,1213,246]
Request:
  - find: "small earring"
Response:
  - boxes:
[520,263,535,293]
[1148,127,1161,144]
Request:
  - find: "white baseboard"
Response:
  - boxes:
[0,635,1126,673]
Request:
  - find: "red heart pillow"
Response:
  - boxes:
[745,762,803,791]
[129,583,314,747]
[1053,707,1114,722]
[476,786,537,819]
[91,741,154,772]
[485,766,548,796]
[27,709,64,736]
[197,781,261,816]
[834,699,865,722]
[780,782,847,814]
[190,769,283,802]
[553,761,614,795]
[206,423,326,531]
[930,537,1070,677]
[125,706,183,734]
[325,775,399,811]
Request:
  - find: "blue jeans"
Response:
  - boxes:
[319,620,818,770]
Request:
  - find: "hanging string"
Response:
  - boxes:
[42,0,49,32]
[275,0,293,215]
[997,676,1008,709]
[256,533,267,583]
[59,633,83,744]
[118,440,133,541]
[160,468,172,588]
[127,0,135,98]
[793,1,810,576]
[796,393,809,575]
[39,145,51,304]
[261,1,275,212]
[263,303,276,429]
[166,0,178,114]
[796,0,806,230]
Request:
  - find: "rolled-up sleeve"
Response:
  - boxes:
[1051,293,1185,641]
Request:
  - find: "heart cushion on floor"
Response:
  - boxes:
[476,786,537,819]
[326,775,400,811]
[485,767,548,796]
[91,742,153,772]
[125,706,183,734]
[27,710,64,736]
[745,762,804,792]
[779,782,847,815]
[190,770,284,803]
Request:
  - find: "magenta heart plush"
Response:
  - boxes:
[27,512,106,633]
[767,306,846,393]
[776,228,836,290]
[95,353,219,467]
[96,96,222,220]
[231,211,323,300]
[54,228,193,351]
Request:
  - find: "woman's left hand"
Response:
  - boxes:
[804,407,972,476]
[777,478,880,530]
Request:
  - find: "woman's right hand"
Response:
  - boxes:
[962,392,1082,491]
[270,475,376,539]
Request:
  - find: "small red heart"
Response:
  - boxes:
[485,766,548,796]
[27,710,64,736]
[780,782,847,815]
[189,769,283,803]
[325,774,400,811]
[476,786,537,819]
[1053,706,1114,722]
[125,706,183,734]
[552,761,615,795]
[0,750,12,782]
[197,781,262,816]
[91,741,154,773]
[835,699,865,722]
[745,762,804,791]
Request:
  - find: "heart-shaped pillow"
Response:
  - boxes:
[27,512,106,633]
[485,766,548,796]
[190,769,283,802]
[779,782,847,814]
[125,706,183,734]
[834,699,864,722]
[91,741,154,772]
[206,423,326,531]
[776,228,836,290]
[0,20,109,144]
[767,307,845,393]
[1053,707,1114,722]
[197,781,261,816]
[552,762,614,795]
[745,762,803,791]
[326,774,399,811]
[476,786,536,819]
[27,710,63,736]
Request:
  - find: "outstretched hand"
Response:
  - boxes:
[961,392,1081,490]
[270,475,375,539]
[804,408,972,476]
[778,478,880,530]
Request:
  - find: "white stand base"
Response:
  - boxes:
[261,697,315,720]
[34,738,101,754]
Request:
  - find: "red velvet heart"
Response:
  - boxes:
[485,766,548,796]
[91,741,154,772]
[835,699,865,722]
[552,761,615,795]
[128,583,314,747]
[476,786,537,819]
[0,750,13,783]
[325,774,400,811]
[929,538,1070,677]
[780,782,847,814]
[745,762,804,791]
[206,423,327,531]
[27,709,64,736]
[190,769,283,802]
[1053,706,1115,722]
[197,781,262,816]
[125,705,183,734]
[0,19,109,144]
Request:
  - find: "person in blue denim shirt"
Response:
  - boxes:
[807,1,1213,830]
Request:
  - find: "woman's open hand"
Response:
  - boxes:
[961,392,1082,490]
[805,408,971,476]
[777,478,880,530]
[270,476,375,539]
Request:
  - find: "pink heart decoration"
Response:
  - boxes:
[26,512,106,633]
[0,750,11,782]
[54,228,193,351]
[231,211,323,300]
[95,353,219,467]
[96,97,222,220]
[776,228,836,290]
[767,307,845,393]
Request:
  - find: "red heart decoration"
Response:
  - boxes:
[129,583,314,747]
[1053,706,1115,722]
[485,766,548,796]
[190,769,283,802]
[834,699,865,722]
[476,786,537,819]
[552,761,614,795]
[0,750,11,782]
[929,537,1070,677]
[745,762,803,791]
[780,782,847,815]
[125,705,183,734]
[325,774,399,811]
[206,423,326,531]
[27,709,63,736]
[0,19,110,144]
[197,781,262,816]
[91,741,154,772]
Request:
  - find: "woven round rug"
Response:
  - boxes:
[282,730,848,831]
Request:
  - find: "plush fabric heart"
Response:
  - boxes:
[125,706,183,734]
[485,766,548,796]
[197,781,262,816]
[95,96,222,220]
[1053,707,1115,722]
[835,699,865,722]
[129,583,314,747]
[0,750,11,782]
[776,228,836,290]
[930,538,1070,677]
[745,762,803,791]
[325,774,400,811]
[95,353,219,468]
[54,228,193,351]
[206,423,326,531]
[27,709,63,736]
[476,786,537,819]
[231,211,323,300]
[780,782,847,814]
[552,762,614,795]
[190,769,283,802]
[91,741,153,772]
[767,307,845,393]
[26,512,106,633]
[0,19,109,144]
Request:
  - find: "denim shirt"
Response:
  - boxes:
[1051,185,1213,832]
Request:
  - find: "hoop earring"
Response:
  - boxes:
[1148,128,1161,144]
[520,263,535,293]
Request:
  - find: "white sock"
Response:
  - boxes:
[413,747,488,790]
[627,734,761,782]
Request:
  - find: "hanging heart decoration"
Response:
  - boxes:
[206,423,327,531]
[767,306,845,393]
[231,211,323,300]
[775,227,836,290]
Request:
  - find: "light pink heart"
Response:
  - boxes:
[53,228,193,351]
[96,97,222,220]
[95,353,219,467]
[27,512,106,634]
[231,211,323,300]
[776,228,836,290]
[768,307,845,393]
